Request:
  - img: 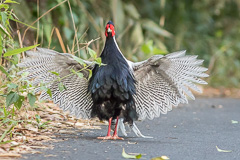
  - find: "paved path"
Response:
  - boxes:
[22,98,240,160]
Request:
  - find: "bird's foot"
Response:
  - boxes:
[112,135,124,140]
[97,135,124,140]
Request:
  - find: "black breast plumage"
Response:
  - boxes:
[88,36,137,124]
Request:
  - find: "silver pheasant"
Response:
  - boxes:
[18,21,208,139]
[18,47,208,138]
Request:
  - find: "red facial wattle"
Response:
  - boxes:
[105,24,115,37]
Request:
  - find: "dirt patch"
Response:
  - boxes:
[0,102,104,159]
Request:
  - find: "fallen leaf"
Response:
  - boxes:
[128,141,138,144]
[44,154,57,157]
[10,141,19,147]
[216,146,232,153]
[0,153,21,157]
[151,156,170,160]
[0,100,101,157]
[122,148,142,159]
[31,146,51,149]
[231,120,238,124]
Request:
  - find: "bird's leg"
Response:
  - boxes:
[97,117,112,139]
[97,117,124,140]
[106,117,112,137]
[112,116,124,140]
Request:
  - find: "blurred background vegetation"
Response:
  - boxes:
[2,0,240,87]
[0,0,239,149]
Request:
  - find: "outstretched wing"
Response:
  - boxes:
[17,48,95,119]
[130,50,208,121]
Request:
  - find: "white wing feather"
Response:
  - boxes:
[18,48,94,119]
[131,50,208,120]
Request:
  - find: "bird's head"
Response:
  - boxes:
[105,21,115,37]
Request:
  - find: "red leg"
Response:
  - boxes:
[113,116,119,136]
[97,117,112,139]
[97,117,124,140]
[112,117,124,140]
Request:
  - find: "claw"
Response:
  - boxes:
[97,135,124,140]
[112,135,124,140]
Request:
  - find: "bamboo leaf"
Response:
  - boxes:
[0,130,8,143]
[0,24,12,38]
[0,127,16,143]
[4,0,20,4]
[0,66,9,76]
[4,44,39,57]
[9,17,37,29]
[1,12,8,28]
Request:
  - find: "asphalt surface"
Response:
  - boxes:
[22,98,240,160]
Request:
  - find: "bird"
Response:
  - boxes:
[18,21,208,140]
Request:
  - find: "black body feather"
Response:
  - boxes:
[88,36,138,124]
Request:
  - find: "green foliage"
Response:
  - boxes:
[141,40,167,55]
[27,93,36,107]
[0,1,39,143]
[6,91,19,107]
[88,48,97,59]
[14,95,24,110]
[2,69,37,110]
[122,148,142,159]
[72,55,85,65]
[0,66,9,76]
[35,114,50,129]
[50,71,60,76]
[3,44,39,57]
[71,68,83,78]
[162,0,240,87]
[46,88,52,98]
[58,82,66,92]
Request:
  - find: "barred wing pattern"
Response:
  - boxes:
[17,48,94,119]
[131,50,208,121]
